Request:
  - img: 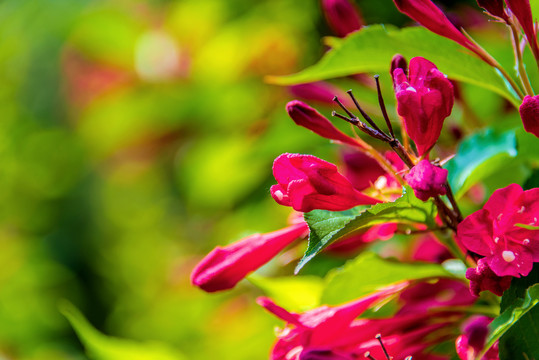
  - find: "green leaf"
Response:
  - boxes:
[296,186,436,272]
[248,274,323,311]
[60,301,185,360]
[444,128,518,199]
[483,284,539,360]
[268,25,518,106]
[321,252,451,304]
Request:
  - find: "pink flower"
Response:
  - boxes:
[271,153,381,212]
[393,0,482,55]
[405,160,448,201]
[286,101,361,148]
[457,183,539,277]
[393,57,454,156]
[519,95,539,138]
[456,316,499,360]
[476,0,509,22]
[191,222,308,292]
[341,151,387,191]
[321,0,363,37]
[505,0,539,60]
[257,283,448,360]
[465,258,512,296]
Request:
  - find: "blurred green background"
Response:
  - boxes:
[0,0,514,359]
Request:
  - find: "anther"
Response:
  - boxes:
[364,352,378,360]
[333,96,357,120]
[332,111,359,125]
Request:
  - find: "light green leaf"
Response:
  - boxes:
[321,252,451,304]
[445,128,518,199]
[248,274,323,311]
[60,301,185,360]
[515,223,539,230]
[268,25,518,106]
[296,186,436,272]
[483,284,539,359]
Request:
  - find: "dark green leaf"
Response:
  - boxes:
[268,25,518,106]
[321,252,451,304]
[296,187,436,272]
[444,128,518,199]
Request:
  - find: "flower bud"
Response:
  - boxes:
[286,100,361,147]
[519,95,539,138]
[405,160,448,201]
[321,0,363,37]
[465,258,512,296]
[393,57,454,156]
[271,153,381,212]
[390,54,407,78]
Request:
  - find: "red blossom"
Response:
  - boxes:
[456,316,499,360]
[393,0,482,56]
[271,153,381,212]
[191,222,308,292]
[457,184,539,277]
[405,160,448,201]
[286,101,361,148]
[321,0,363,37]
[476,0,509,22]
[519,95,539,138]
[465,258,512,297]
[393,57,454,156]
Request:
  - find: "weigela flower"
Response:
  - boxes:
[405,160,448,201]
[257,283,450,360]
[270,153,381,212]
[465,258,512,297]
[286,101,361,148]
[457,184,539,277]
[321,0,363,37]
[456,316,499,360]
[191,222,308,292]
[393,0,482,56]
[393,57,454,156]
[518,95,539,138]
[505,0,539,60]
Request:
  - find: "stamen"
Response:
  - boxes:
[332,111,359,125]
[364,351,378,360]
[333,96,357,120]
[374,75,396,139]
[518,206,525,214]
[346,90,386,137]
[375,334,391,360]
[494,237,499,244]
[523,239,530,245]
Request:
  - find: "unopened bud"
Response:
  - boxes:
[321,0,363,37]
[390,54,407,77]
[519,95,539,138]
[405,160,448,201]
[476,0,509,22]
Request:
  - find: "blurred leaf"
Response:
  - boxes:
[248,274,323,311]
[515,223,539,230]
[297,187,436,272]
[60,302,185,360]
[484,284,539,359]
[268,25,518,106]
[445,128,518,199]
[321,252,450,304]
[516,128,539,162]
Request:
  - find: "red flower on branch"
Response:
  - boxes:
[519,95,539,138]
[271,153,381,212]
[191,222,308,292]
[405,159,448,201]
[457,184,539,277]
[393,57,454,156]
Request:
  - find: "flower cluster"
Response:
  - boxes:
[191,0,539,358]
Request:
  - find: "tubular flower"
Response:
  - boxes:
[321,0,363,37]
[191,222,308,292]
[286,101,361,148]
[405,160,448,201]
[393,0,483,56]
[270,153,381,212]
[456,316,499,360]
[518,95,539,138]
[457,184,539,277]
[505,0,539,60]
[393,57,454,156]
[465,258,512,297]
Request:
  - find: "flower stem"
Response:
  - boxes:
[510,21,534,96]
